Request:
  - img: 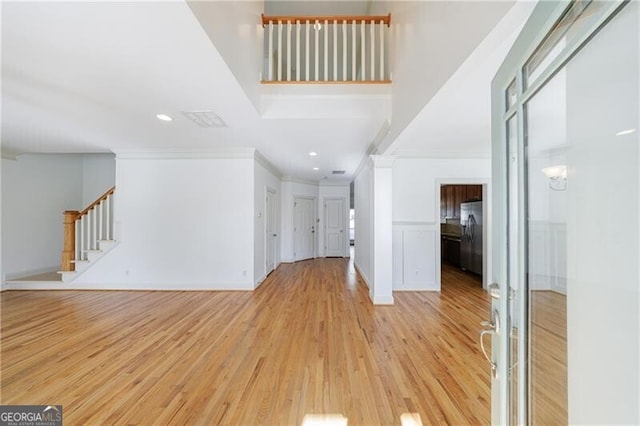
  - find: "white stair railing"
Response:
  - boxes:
[261,14,391,83]
[61,187,115,271]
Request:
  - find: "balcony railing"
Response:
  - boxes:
[261,14,391,84]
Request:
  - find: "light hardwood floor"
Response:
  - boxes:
[1,259,492,425]
[531,290,567,425]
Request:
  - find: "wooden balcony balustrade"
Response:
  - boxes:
[261,14,392,83]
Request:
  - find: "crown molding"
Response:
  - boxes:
[393,150,491,159]
[114,148,255,160]
[281,176,318,186]
[254,150,283,178]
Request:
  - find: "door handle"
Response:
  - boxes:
[480,309,500,378]
[273,233,277,237]
[488,282,500,299]
[488,282,515,300]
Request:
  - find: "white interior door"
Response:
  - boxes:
[294,197,315,261]
[490,1,638,424]
[324,198,345,257]
[266,189,276,274]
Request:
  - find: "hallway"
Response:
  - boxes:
[1,258,491,425]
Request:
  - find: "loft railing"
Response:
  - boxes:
[261,14,391,84]
[61,186,115,272]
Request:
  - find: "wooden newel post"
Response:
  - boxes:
[61,210,80,272]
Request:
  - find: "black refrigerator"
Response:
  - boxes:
[460,201,483,275]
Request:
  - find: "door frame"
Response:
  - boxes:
[293,195,317,261]
[435,179,491,291]
[323,196,348,258]
[490,1,629,423]
[265,187,278,275]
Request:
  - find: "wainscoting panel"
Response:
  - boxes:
[392,223,438,291]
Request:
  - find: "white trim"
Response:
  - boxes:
[372,295,394,305]
[354,262,371,289]
[255,150,283,178]
[393,150,491,159]
[114,148,255,160]
[353,144,378,178]
[2,282,256,291]
[371,154,395,168]
[292,195,317,261]
[318,181,350,187]
[392,221,437,227]
[281,176,318,186]
[434,179,491,292]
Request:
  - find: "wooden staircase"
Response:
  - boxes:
[59,186,117,282]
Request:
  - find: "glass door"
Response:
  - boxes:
[489,0,639,423]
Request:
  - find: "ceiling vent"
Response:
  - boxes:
[182,110,227,128]
[332,170,346,175]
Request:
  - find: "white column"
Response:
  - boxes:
[333,20,337,81]
[352,21,356,80]
[360,20,365,80]
[75,219,80,261]
[380,21,385,80]
[370,22,375,80]
[268,21,274,81]
[277,21,283,81]
[324,19,328,81]
[342,21,347,81]
[305,20,310,81]
[98,201,103,240]
[371,155,395,305]
[105,195,111,240]
[286,21,292,81]
[296,20,301,81]
[314,20,319,80]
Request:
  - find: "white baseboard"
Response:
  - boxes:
[394,283,438,291]
[3,282,256,291]
[372,294,395,305]
[354,263,371,288]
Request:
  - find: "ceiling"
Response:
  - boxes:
[1,1,533,182]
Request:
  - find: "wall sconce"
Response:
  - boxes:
[541,165,567,191]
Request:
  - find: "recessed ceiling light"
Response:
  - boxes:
[313,167,319,171]
[156,114,172,122]
[616,128,637,136]
[309,152,317,157]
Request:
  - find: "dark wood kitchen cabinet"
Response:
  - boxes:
[440,184,482,219]
[441,236,461,267]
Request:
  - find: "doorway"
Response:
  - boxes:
[293,196,315,261]
[437,183,488,291]
[265,188,277,275]
[324,198,346,258]
[489,1,639,424]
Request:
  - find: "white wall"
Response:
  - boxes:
[370,1,514,152]
[392,158,490,290]
[82,154,115,206]
[354,162,373,289]
[77,155,255,289]
[1,154,83,279]
[187,1,263,112]
[280,178,318,262]
[318,183,350,258]
[254,158,281,287]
